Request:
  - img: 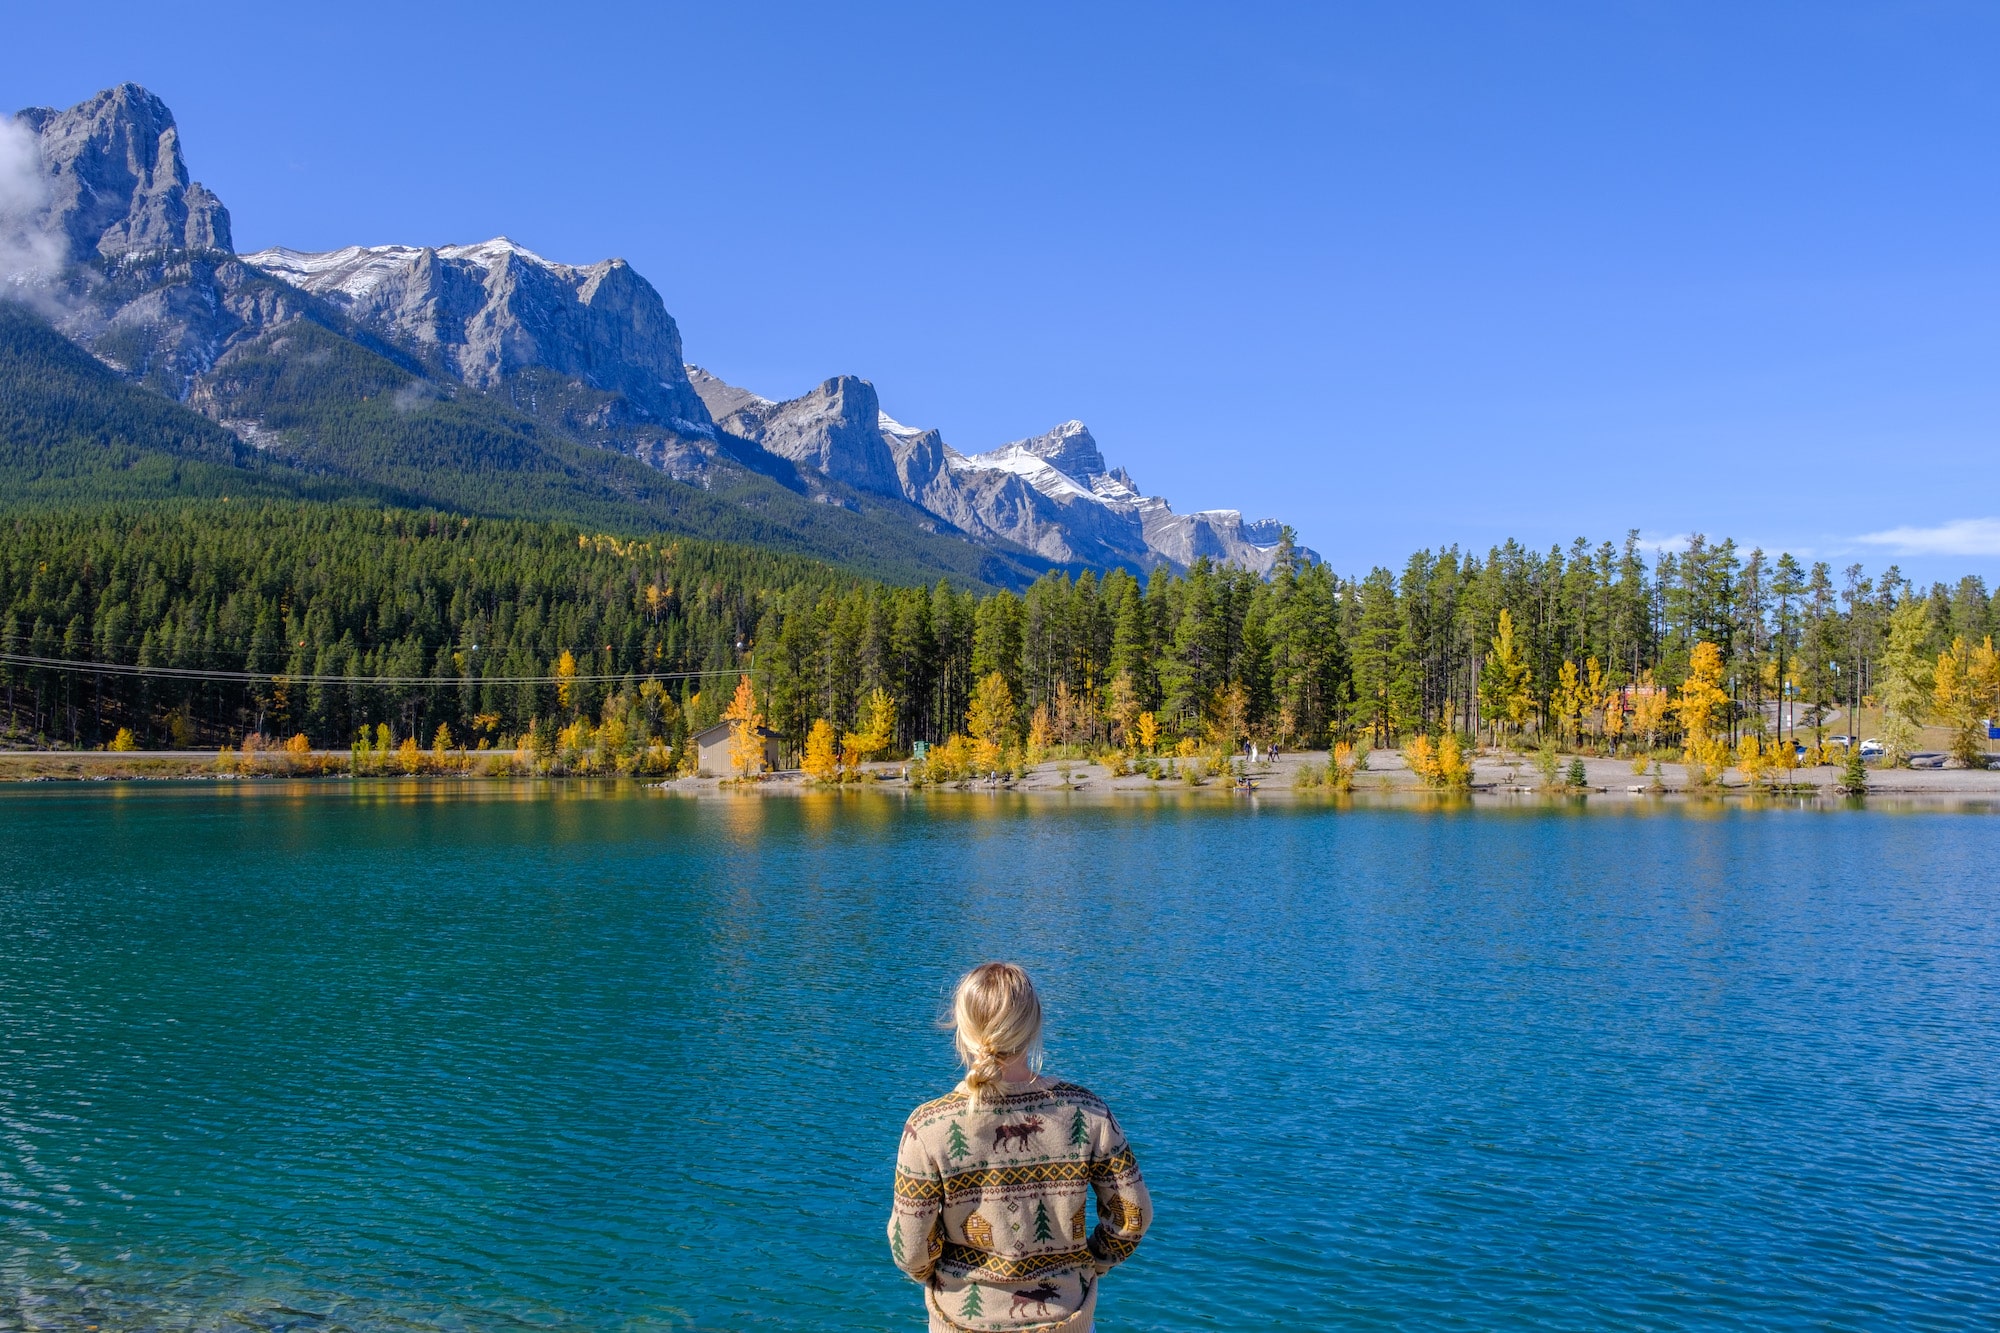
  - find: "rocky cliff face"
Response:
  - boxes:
[242,240,713,434]
[691,367,1308,573]
[18,83,231,261]
[706,374,904,497]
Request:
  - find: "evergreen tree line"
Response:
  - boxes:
[5,502,1997,762]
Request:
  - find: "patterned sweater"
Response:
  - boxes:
[889,1076,1151,1332]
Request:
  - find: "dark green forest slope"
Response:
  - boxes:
[0,302,1043,589]
[4,496,1994,758]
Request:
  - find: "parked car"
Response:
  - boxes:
[1859,738,1885,758]
[1827,734,1854,749]
[1909,751,1947,769]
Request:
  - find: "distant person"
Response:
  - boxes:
[889,963,1151,1332]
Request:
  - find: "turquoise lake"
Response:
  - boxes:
[1,784,1997,1331]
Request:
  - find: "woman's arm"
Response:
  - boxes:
[1087,1112,1152,1273]
[888,1120,945,1282]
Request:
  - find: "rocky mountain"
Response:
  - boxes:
[18,84,232,262]
[4,83,1307,584]
[242,239,714,433]
[691,368,1307,573]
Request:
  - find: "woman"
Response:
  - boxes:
[889,963,1151,1332]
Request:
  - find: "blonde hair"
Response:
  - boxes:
[951,962,1044,1105]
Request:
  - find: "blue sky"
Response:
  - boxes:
[7,1,1998,584]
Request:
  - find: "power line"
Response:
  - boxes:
[0,651,751,688]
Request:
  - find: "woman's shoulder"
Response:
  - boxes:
[905,1086,971,1127]
[1039,1078,1112,1115]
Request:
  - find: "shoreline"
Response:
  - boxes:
[4,747,1999,805]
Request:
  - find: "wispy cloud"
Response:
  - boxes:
[1856,518,2000,557]
[0,116,62,289]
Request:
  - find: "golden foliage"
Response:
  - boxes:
[967,673,1015,747]
[1025,702,1053,761]
[1204,683,1250,754]
[723,673,766,777]
[555,649,578,711]
[1329,742,1357,793]
[802,718,841,783]
[844,687,897,768]
[1934,636,2000,768]
[1135,711,1159,754]
[108,727,139,752]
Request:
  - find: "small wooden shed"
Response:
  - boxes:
[693,720,784,776]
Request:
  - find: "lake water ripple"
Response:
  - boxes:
[0,786,1996,1330]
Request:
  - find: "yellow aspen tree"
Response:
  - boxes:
[1553,660,1585,746]
[432,722,453,754]
[1583,658,1608,745]
[843,687,897,770]
[1735,734,1773,788]
[1204,683,1250,757]
[1136,711,1158,754]
[286,733,311,755]
[967,673,1016,773]
[723,673,765,777]
[1675,642,1732,784]
[1025,703,1053,762]
[1435,730,1472,787]
[1934,636,2000,768]
[802,719,841,782]
[556,650,578,712]
[1601,684,1626,748]
[108,727,139,751]
[1329,742,1357,793]
[1403,734,1438,783]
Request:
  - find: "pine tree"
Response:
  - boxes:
[946,1120,970,1161]
[1069,1107,1089,1147]
[1478,609,1534,747]
[1034,1199,1053,1241]
[960,1284,984,1319]
[1877,596,1933,765]
[891,1223,906,1263]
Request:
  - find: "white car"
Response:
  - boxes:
[1859,738,1885,758]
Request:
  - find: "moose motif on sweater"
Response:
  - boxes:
[989,1116,1044,1153]
[1009,1283,1063,1318]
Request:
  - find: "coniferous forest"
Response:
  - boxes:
[4,498,1996,770]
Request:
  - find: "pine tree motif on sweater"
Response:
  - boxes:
[888,1079,1151,1331]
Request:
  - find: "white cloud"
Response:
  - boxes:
[0,116,62,288]
[1856,518,2000,557]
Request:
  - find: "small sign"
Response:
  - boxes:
[912,741,929,760]
[1988,719,1999,740]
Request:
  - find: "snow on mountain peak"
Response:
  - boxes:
[877,411,928,438]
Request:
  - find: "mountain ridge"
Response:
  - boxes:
[5,83,1310,583]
